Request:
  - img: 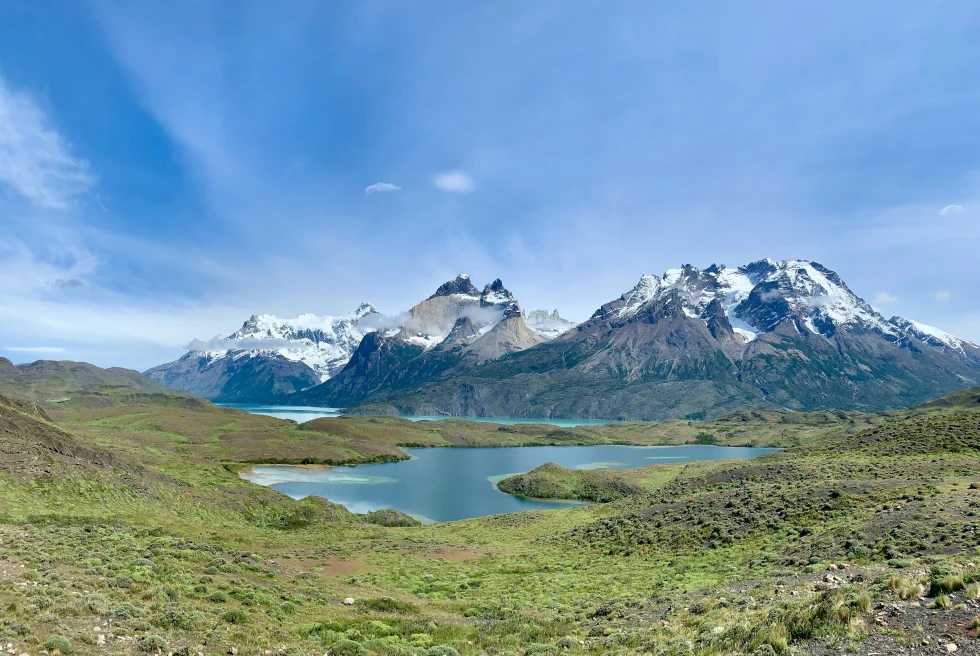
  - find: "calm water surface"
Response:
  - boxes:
[218,403,611,427]
[242,445,776,523]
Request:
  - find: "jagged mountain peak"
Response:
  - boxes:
[524,309,576,338]
[612,259,898,342]
[430,274,481,299]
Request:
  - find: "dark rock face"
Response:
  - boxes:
[430,274,481,299]
[288,332,427,408]
[145,352,320,403]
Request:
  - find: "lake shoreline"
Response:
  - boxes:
[240,444,777,522]
[216,402,614,427]
[237,462,333,480]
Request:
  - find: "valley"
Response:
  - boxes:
[0,362,978,655]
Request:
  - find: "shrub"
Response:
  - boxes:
[694,433,719,445]
[43,635,73,655]
[138,635,170,654]
[356,597,419,615]
[328,639,365,656]
[426,648,460,656]
[110,602,142,621]
[932,594,951,609]
[222,609,249,625]
[153,605,196,630]
[966,583,980,601]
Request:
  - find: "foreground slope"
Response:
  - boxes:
[0,387,978,655]
[2,387,980,655]
[347,260,980,419]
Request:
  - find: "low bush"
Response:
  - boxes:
[43,635,73,655]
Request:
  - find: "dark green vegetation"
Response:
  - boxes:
[497,463,644,503]
[1,369,980,655]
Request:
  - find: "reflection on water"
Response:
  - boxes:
[218,403,612,427]
[243,444,776,523]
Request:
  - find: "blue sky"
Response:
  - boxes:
[1,1,979,370]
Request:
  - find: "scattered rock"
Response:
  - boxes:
[946,644,957,653]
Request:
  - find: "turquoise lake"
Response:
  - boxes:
[217,403,612,427]
[242,445,776,523]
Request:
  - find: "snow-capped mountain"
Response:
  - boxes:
[289,276,571,407]
[217,302,379,381]
[148,260,979,416]
[524,309,576,338]
[607,259,976,351]
[397,275,526,348]
[148,276,575,402]
[306,259,980,420]
[145,303,380,401]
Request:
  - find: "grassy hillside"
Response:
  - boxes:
[0,384,979,655]
[0,358,186,403]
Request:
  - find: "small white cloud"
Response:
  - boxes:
[433,170,475,193]
[935,290,952,302]
[938,204,963,216]
[364,182,401,195]
[872,291,899,306]
[4,346,66,353]
[0,72,94,209]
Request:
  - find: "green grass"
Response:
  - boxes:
[1,389,979,654]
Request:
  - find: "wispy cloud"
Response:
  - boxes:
[365,181,401,194]
[0,72,94,209]
[935,290,952,302]
[433,170,474,193]
[4,346,66,353]
[872,291,899,305]
[938,204,963,216]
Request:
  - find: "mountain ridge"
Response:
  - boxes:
[146,275,572,402]
[291,259,980,419]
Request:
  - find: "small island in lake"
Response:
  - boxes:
[497,461,645,502]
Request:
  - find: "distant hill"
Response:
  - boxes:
[0,358,187,403]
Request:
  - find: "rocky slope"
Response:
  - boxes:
[330,259,980,419]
